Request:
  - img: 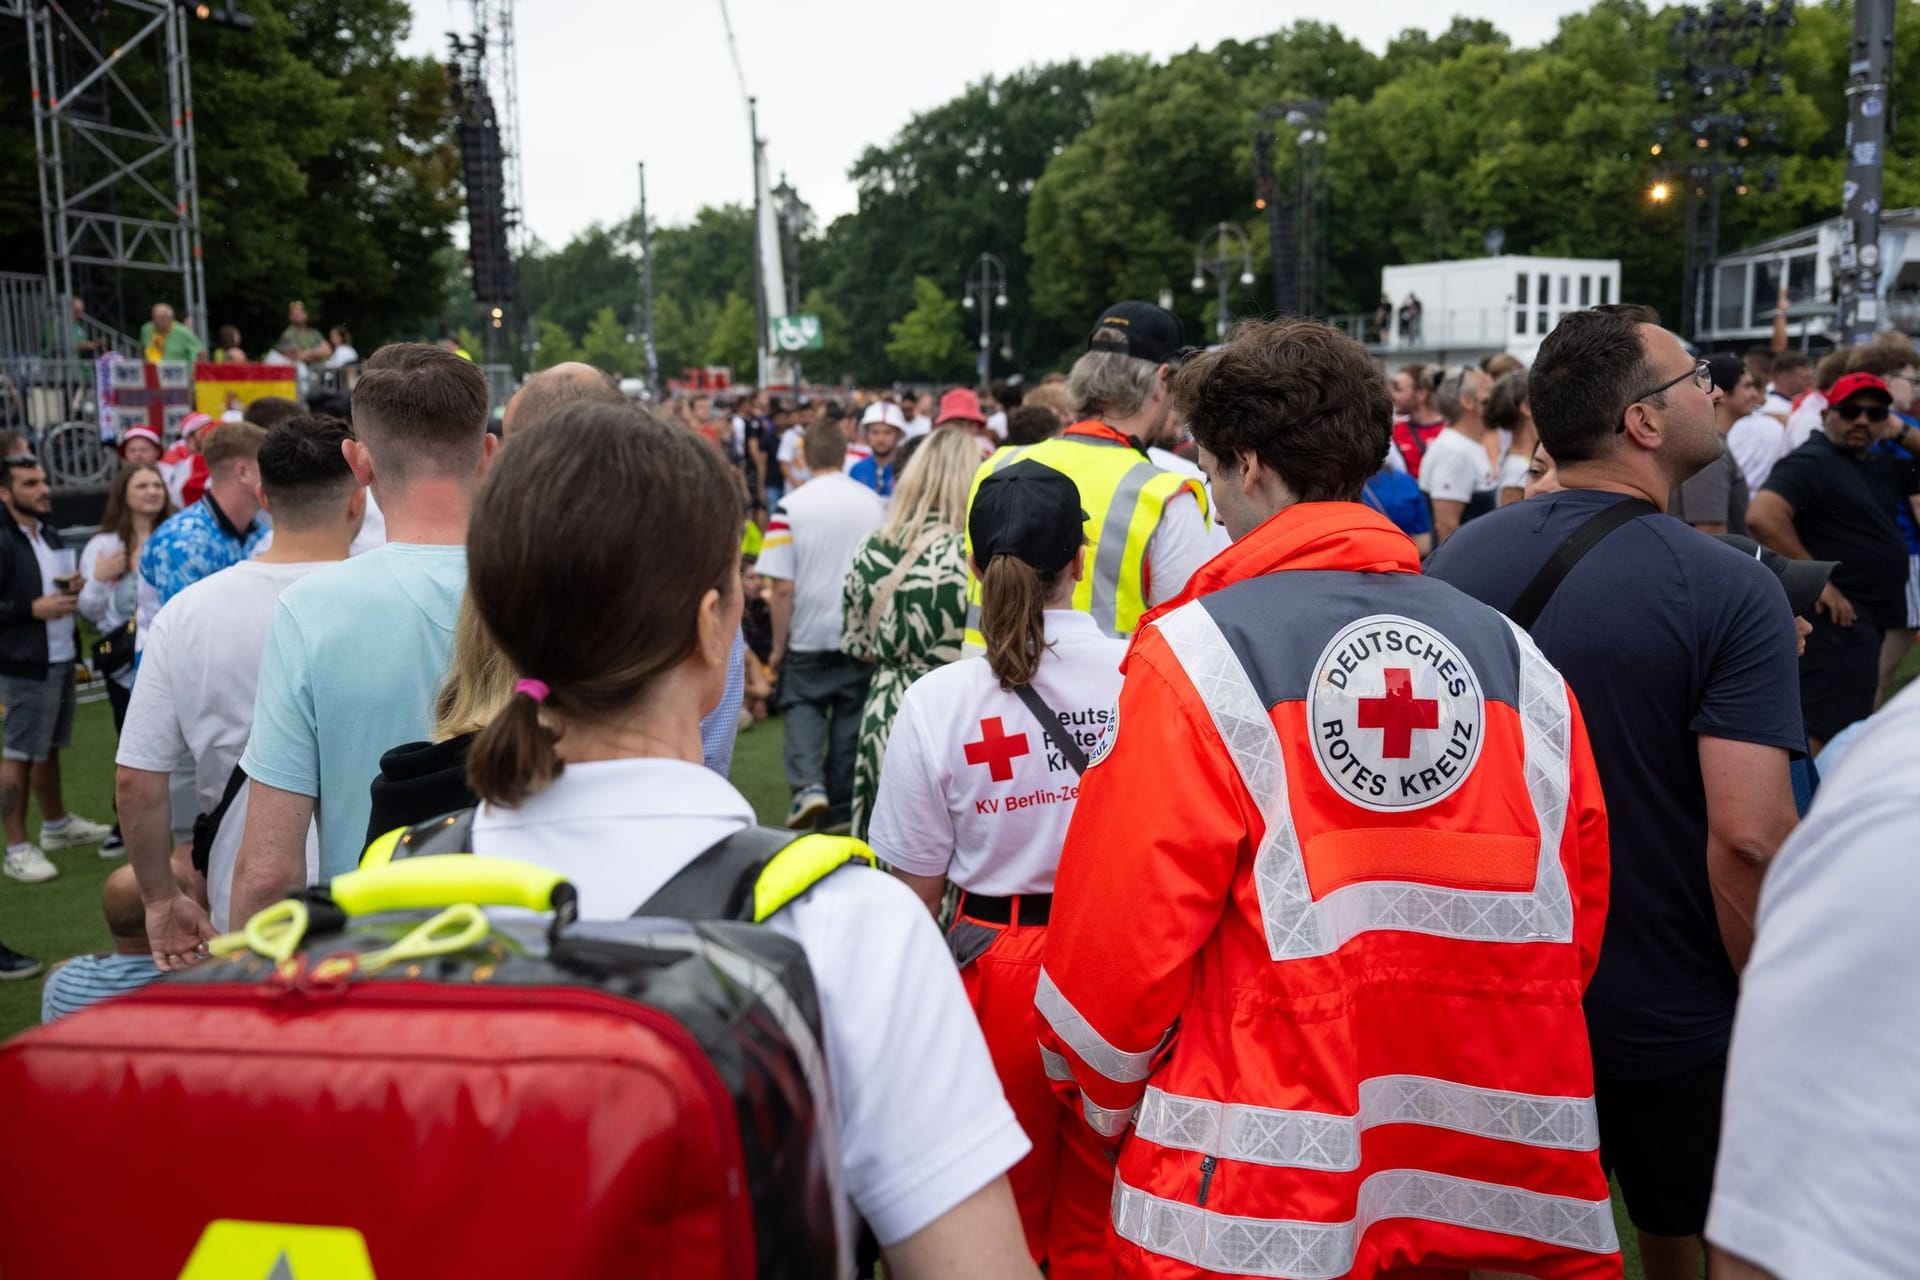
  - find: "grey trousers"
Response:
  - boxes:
[780,650,873,824]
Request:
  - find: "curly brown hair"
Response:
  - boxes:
[1169,318,1391,503]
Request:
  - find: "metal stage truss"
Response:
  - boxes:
[4,0,209,359]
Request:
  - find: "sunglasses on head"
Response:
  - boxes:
[1836,402,1891,423]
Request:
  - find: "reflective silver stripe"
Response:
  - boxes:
[1112,1170,1618,1278]
[1133,1078,1599,1171]
[1150,602,1574,959]
[1082,1094,1138,1136]
[1087,461,1158,638]
[1040,1044,1075,1083]
[1035,964,1165,1085]
[1135,1087,1357,1170]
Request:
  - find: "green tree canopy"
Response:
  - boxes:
[885,277,970,381]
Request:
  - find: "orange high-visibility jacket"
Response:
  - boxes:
[1038,503,1620,1280]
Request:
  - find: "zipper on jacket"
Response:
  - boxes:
[1196,1155,1217,1206]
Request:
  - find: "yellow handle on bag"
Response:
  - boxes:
[328,855,572,917]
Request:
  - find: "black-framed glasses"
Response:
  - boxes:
[1620,358,1712,432]
[1835,402,1892,423]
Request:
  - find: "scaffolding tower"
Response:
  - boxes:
[5,0,209,357]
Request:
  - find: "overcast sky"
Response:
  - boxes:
[404,0,1597,247]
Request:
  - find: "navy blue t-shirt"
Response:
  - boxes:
[1426,489,1805,1079]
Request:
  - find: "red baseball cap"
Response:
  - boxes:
[1826,372,1892,406]
[179,411,217,437]
[118,426,161,452]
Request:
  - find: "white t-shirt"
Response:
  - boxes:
[986,410,1008,440]
[1142,489,1213,606]
[1497,450,1531,495]
[777,425,812,488]
[468,757,1029,1248]
[758,472,885,654]
[1785,390,1827,450]
[1762,387,1794,420]
[116,560,327,929]
[871,611,1125,894]
[1148,446,1232,553]
[1707,682,1920,1280]
[24,522,75,664]
[326,344,360,369]
[1418,426,1497,505]
[1727,411,1792,494]
[905,414,932,440]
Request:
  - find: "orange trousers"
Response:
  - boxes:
[956,916,1115,1279]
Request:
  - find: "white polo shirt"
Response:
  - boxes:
[776,425,812,488]
[758,471,886,654]
[870,611,1125,895]
[468,757,1029,1248]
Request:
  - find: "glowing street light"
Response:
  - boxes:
[1650,182,1672,203]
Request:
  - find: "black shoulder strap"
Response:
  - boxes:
[636,826,801,923]
[1506,497,1657,630]
[189,762,253,875]
[387,808,479,860]
[1012,683,1090,776]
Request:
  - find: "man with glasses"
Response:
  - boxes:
[1748,371,1920,752]
[1428,304,1803,1280]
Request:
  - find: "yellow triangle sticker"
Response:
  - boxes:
[177,1220,375,1279]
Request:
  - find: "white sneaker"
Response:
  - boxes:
[3,844,58,883]
[39,814,113,851]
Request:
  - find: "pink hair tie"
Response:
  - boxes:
[514,678,550,704]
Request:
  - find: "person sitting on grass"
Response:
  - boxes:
[41,865,163,1021]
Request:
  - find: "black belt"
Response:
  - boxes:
[957,892,1051,926]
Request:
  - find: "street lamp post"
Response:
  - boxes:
[961,252,1010,386]
[1193,222,1256,341]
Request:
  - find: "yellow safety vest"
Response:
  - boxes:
[963,423,1207,646]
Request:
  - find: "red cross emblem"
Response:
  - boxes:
[963,716,1030,781]
[1355,668,1441,759]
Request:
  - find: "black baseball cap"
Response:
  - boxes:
[1714,534,1837,617]
[1087,301,1185,366]
[1706,353,1746,396]
[969,461,1087,576]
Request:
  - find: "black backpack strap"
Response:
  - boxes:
[638,827,874,924]
[362,808,479,868]
[1506,498,1657,630]
[189,762,253,875]
[1011,683,1089,776]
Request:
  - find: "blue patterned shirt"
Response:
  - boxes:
[137,495,268,623]
[700,628,746,777]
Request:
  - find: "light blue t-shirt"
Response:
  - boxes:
[241,543,467,880]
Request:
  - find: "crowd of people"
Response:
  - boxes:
[0,285,1913,1280]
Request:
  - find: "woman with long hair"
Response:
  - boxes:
[839,426,977,838]
[79,462,175,731]
[867,460,1126,1278]
[454,402,1035,1279]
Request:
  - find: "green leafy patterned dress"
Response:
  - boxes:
[841,523,968,839]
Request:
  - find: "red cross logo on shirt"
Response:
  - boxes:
[1355,668,1441,759]
[963,716,1030,782]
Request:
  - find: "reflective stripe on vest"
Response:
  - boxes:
[1149,600,1573,960]
[1036,964,1168,1085]
[1133,1076,1600,1173]
[963,435,1206,645]
[1112,1169,1618,1278]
